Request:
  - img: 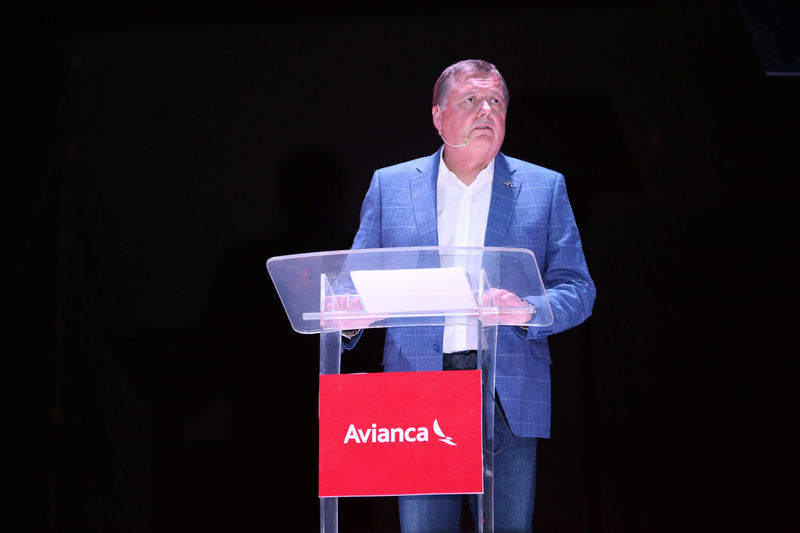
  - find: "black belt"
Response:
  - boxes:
[443,350,478,371]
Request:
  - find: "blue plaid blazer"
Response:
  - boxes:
[344,148,595,438]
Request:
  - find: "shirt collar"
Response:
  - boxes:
[438,152,495,191]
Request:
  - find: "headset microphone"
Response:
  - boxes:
[439,130,470,148]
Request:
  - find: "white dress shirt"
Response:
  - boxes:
[437,153,494,353]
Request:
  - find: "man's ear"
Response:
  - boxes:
[432,105,442,131]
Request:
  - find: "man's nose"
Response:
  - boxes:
[478,99,492,116]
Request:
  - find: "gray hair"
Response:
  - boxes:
[432,59,509,110]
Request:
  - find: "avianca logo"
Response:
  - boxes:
[343,419,457,446]
[433,419,456,446]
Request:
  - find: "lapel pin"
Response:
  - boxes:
[501,180,516,189]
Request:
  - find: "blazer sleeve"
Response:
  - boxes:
[351,169,383,251]
[527,173,595,339]
[341,170,384,351]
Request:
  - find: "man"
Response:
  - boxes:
[343,59,595,532]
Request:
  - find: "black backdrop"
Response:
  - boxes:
[3,1,798,532]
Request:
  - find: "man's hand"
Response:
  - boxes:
[479,288,536,325]
[322,294,383,331]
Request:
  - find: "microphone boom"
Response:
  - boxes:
[439,130,469,148]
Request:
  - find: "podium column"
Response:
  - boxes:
[319,273,343,533]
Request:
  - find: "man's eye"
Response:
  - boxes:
[491,98,501,105]
[465,97,475,104]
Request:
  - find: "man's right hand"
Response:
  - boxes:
[323,294,383,331]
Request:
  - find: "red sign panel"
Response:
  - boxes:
[319,370,483,497]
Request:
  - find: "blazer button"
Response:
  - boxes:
[433,343,440,352]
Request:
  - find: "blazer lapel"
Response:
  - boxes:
[410,150,440,246]
[484,153,520,247]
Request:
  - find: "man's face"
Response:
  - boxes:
[433,74,507,156]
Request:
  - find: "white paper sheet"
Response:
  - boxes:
[350,267,477,314]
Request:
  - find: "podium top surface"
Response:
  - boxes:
[266,246,553,334]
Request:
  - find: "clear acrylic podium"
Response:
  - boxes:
[266,246,553,533]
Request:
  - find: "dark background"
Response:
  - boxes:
[3,1,798,531]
